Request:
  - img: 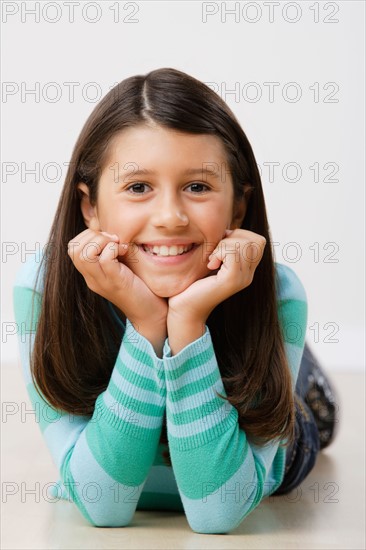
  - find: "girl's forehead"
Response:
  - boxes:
[100,126,232,187]
[106,124,228,160]
[99,125,231,186]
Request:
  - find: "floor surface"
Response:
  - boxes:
[1,366,365,550]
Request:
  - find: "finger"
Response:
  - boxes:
[68,229,118,253]
[68,232,119,282]
[207,239,241,272]
[77,233,119,265]
[98,240,127,277]
[208,238,263,274]
[67,229,92,254]
[207,255,222,270]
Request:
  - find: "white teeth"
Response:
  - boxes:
[143,244,194,256]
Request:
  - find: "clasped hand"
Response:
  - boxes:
[168,229,267,324]
[67,228,266,340]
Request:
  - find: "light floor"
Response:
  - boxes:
[1,366,365,550]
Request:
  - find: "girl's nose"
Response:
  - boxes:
[150,196,189,229]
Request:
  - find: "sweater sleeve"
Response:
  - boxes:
[12,262,166,527]
[163,264,308,534]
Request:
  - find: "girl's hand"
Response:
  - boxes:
[168,229,267,326]
[67,229,168,347]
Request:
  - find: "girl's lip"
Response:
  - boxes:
[137,243,199,265]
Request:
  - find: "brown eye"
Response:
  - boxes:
[126,183,150,194]
[187,183,210,193]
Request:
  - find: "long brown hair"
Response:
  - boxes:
[30,68,295,467]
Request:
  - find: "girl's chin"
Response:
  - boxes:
[143,276,197,299]
[135,267,214,298]
[147,284,190,299]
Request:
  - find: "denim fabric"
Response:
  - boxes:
[273,343,321,495]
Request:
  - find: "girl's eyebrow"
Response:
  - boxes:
[121,167,223,181]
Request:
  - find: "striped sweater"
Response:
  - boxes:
[13,253,307,534]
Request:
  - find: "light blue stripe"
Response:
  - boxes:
[167,402,237,439]
[166,376,226,411]
[102,391,164,429]
[43,415,89,470]
[165,355,218,390]
[178,439,280,533]
[179,454,258,534]
[275,263,307,303]
[16,334,34,386]
[163,332,212,368]
[69,429,143,526]
[249,440,282,491]
[110,367,164,407]
[14,252,45,293]
[118,345,156,380]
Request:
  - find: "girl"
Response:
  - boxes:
[13,68,338,534]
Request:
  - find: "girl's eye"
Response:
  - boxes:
[126,182,150,194]
[186,182,210,193]
[125,182,210,195]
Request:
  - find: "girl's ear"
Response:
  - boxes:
[77,183,100,230]
[230,196,247,230]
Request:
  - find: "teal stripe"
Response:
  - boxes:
[93,394,162,442]
[170,428,250,499]
[165,346,214,381]
[137,491,184,512]
[115,355,161,393]
[166,396,225,426]
[278,299,307,348]
[108,378,164,417]
[61,449,96,526]
[85,408,157,484]
[168,368,220,403]
[123,338,155,369]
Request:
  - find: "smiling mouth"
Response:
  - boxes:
[141,243,196,257]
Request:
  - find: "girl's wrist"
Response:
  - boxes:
[129,318,167,359]
[167,311,207,356]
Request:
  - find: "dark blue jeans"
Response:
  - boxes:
[273,343,321,495]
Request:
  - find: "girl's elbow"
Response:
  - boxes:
[91,519,132,528]
[85,515,134,528]
[186,510,243,535]
[78,506,135,528]
[189,521,238,535]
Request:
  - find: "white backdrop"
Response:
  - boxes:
[1,0,365,371]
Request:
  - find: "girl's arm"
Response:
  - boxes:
[163,264,307,534]
[13,261,166,527]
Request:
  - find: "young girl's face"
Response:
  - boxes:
[79,124,245,298]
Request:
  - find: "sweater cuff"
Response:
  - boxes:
[163,324,210,361]
[94,319,166,439]
[123,319,164,363]
[163,325,238,450]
